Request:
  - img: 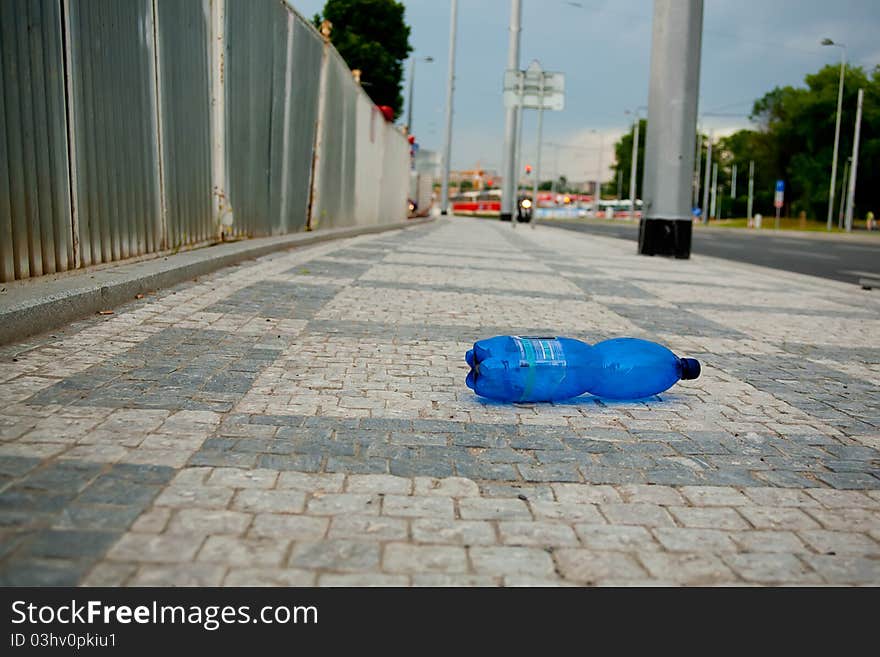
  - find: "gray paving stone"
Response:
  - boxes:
[554,549,647,583]
[289,540,380,571]
[722,553,821,584]
[469,546,555,577]
[384,543,468,574]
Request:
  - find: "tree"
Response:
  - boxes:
[747,64,880,220]
[314,0,412,118]
[610,119,646,201]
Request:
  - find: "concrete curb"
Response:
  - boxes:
[0,218,433,346]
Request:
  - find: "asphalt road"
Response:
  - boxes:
[537,219,880,287]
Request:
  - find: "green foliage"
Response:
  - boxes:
[610,119,646,200]
[314,0,412,118]
[459,180,474,191]
[608,64,880,220]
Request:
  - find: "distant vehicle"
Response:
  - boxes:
[450,189,501,216]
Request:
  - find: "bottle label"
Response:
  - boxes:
[513,336,566,366]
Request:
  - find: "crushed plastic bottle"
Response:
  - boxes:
[465,336,700,402]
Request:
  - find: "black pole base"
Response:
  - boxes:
[499,213,513,222]
[441,210,449,215]
[638,218,692,259]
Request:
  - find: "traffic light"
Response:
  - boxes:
[525,164,532,174]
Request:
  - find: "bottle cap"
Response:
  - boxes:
[679,358,701,380]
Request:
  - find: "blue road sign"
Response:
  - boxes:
[775,180,785,193]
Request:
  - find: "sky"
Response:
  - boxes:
[293,0,880,183]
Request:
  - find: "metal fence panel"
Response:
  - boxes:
[353,93,384,226]
[225,0,287,236]
[379,122,409,223]
[67,0,163,267]
[276,13,323,234]
[156,0,213,247]
[0,0,73,282]
[311,48,358,229]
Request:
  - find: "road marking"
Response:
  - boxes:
[840,270,880,278]
[769,248,838,260]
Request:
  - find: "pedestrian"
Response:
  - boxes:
[867,210,876,231]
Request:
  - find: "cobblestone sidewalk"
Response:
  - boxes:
[1,217,878,586]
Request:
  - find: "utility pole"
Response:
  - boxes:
[701,132,712,224]
[823,39,846,231]
[594,131,603,217]
[693,129,702,208]
[514,71,525,220]
[710,162,718,219]
[440,0,458,215]
[844,88,864,232]
[746,160,754,222]
[639,0,703,257]
[629,114,641,221]
[838,157,850,228]
[532,74,545,214]
[731,163,737,198]
[500,0,522,222]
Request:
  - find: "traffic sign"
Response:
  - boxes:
[774,180,784,208]
[503,62,565,111]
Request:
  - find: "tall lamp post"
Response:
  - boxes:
[822,38,846,232]
[591,129,603,217]
[406,55,434,135]
[625,106,647,222]
[440,0,458,215]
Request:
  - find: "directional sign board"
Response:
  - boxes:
[774,180,784,208]
[503,61,565,111]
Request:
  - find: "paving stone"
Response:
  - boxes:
[130,563,225,586]
[108,533,204,563]
[742,488,822,508]
[668,506,750,530]
[318,573,410,587]
[232,489,306,514]
[411,574,499,587]
[529,501,605,524]
[459,498,531,520]
[412,476,480,498]
[738,506,822,531]
[498,521,578,547]
[469,546,555,577]
[600,503,676,528]
[154,485,234,509]
[800,554,880,585]
[167,509,251,536]
[554,549,647,583]
[617,484,686,506]
[653,527,738,552]
[289,540,380,572]
[382,495,454,519]
[223,568,316,586]
[384,543,468,574]
[277,472,345,493]
[797,530,880,556]
[805,489,878,509]
[24,529,119,560]
[197,535,289,566]
[730,530,809,554]
[328,515,409,541]
[679,486,752,507]
[249,514,328,539]
[574,524,660,551]
[638,552,738,585]
[722,553,821,584]
[411,518,496,545]
[307,493,379,516]
[551,484,622,505]
[206,468,278,489]
[81,562,137,586]
[346,474,412,495]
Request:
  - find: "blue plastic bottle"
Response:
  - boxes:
[465,336,700,402]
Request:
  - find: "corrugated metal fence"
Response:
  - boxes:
[0,0,409,282]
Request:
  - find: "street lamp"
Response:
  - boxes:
[591,129,603,217]
[406,55,434,135]
[822,37,846,231]
[625,106,647,222]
